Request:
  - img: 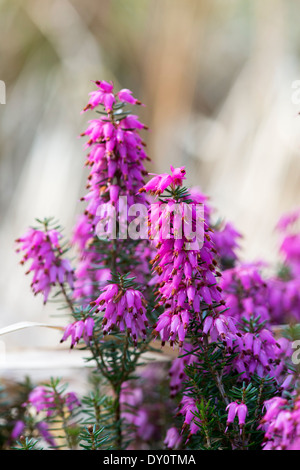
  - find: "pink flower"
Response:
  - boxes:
[164,427,182,449]
[226,402,248,433]
[92,284,149,346]
[16,227,74,304]
[60,317,95,348]
[36,421,56,447]
[72,80,151,304]
[276,207,300,231]
[236,403,248,432]
[226,401,239,431]
[139,165,186,197]
[11,420,25,440]
[179,396,199,438]
[139,167,240,349]
[260,395,300,450]
[120,381,158,443]
[24,385,80,419]
[24,386,58,417]
[117,88,141,106]
[170,165,186,186]
[83,80,115,113]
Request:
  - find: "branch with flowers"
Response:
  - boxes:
[1,79,300,451]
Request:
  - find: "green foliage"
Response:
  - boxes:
[174,336,279,450]
[79,425,112,450]
[11,437,42,450]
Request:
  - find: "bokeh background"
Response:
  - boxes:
[0,0,300,362]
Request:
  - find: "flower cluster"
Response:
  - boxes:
[140,166,239,348]
[12,419,55,447]
[267,277,300,324]
[83,81,142,113]
[219,264,290,382]
[212,221,242,268]
[225,401,248,433]
[262,208,300,325]
[91,282,149,346]
[24,385,80,416]
[219,263,270,325]
[259,395,300,450]
[178,396,199,438]
[15,225,74,304]
[77,80,148,233]
[139,165,187,196]
[71,81,150,304]
[119,364,175,449]
[164,427,182,450]
[168,343,197,398]
[11,384,81,448]
[12,79,300,451]
[60,316,95,348]
[276,207,300,278]
[189,187,242,268]
[120,384,156,445]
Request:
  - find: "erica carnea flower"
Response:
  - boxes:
[15,223,74,304]
[91,282,149,346]
[189,187,242,269]
[263,209,300,324]
[276,207,300,278]
[16,382,81,449]
[140,166,237,349]
[212,221,242,268]
[219,263,270,324]
[72,246,111,302]
[259,395,300,450]
[219,263,290,382]
[168,343,197,398]
[139,165,186,196]
[11,420,25,440]
[25,386,55,416]
[82,80,143,113]
[225,401,248,433]
[79,81,148,228]
[12,419,56,447]
[178,396,199,438]
[35,421,56,447]
[120,383,156,443]
[118,364,173,449]
[24,385,80,417]
[267,277,300,324]
[72,81,150,304]
[60,316,95,348]
[164,427,182,449]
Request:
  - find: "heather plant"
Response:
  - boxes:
[2,79,300,450]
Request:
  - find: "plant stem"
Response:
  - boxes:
[52,385,74,449]
[202,335,245,449]
[60,283,76,315]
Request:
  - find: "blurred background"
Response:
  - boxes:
[0,0,300,363]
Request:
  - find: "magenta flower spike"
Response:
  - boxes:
[24,385,80,417]
[15,225,74,304]
[259,394,300,449]
[138,166,241,349]
[14,79,300,451]
[72,81,151,304]
[92,282,149,346]
[60,316,95,348]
